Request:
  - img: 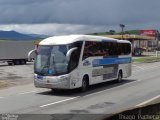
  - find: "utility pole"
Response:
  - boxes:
[120,24,125,40]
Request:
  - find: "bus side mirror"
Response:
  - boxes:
[66,47,78,62]
[28,49,36,61]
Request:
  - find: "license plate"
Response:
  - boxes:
[37,75,43,80]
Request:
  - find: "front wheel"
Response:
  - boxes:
[81,77,89,92]
[51,88,59,92]
[117,71,123,82]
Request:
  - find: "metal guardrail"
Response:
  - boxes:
[142,51,160,57]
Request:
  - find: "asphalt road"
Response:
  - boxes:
[0,62,160,120]
[0,62,34,87]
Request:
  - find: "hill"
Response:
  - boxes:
[0,30,48,41]
[88,30,141,35]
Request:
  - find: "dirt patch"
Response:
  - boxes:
[0,80,8,88]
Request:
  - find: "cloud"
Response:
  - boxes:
[0,0,160,35]
[0,24,109,35]
[0,22,159,36]
[0,0,160,26]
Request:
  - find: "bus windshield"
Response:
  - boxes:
[35,45,69,76]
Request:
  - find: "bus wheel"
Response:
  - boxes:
[51,89,59,92]
[14,60,20,65]
[20,60,26,65]
[117,71,123,82]
[7,61,14,66]
[81,77,89,92]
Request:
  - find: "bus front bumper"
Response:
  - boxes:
[34,74,72,89]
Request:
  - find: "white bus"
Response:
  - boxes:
[32,35,132,91]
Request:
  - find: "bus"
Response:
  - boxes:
[31,35,132,91]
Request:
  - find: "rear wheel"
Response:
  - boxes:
[81,77,89,92]
[14,60,20,65]
[20,59,26,65]
[7,61,14,66]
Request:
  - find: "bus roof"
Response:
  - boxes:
[39,35,130,45]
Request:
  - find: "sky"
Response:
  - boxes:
[0,0,160,35]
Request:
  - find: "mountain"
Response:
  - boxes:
[27,33,50,39]
[0,30,49,41]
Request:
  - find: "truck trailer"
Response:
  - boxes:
[0,40,35,65]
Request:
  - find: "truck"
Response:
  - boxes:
[0,40,35,65]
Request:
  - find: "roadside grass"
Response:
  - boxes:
[133,56,160,63]
[0,80,8,88]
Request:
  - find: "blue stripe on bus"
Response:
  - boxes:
[92,57,132,67]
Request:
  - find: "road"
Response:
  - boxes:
[0,62,34,87]
[0,62,160,120]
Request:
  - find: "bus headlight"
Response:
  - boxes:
[60,76,71,81]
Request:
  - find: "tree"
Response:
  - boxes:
[109,30,115,35]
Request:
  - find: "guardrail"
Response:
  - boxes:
[142,51,160,57]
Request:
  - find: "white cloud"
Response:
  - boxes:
[0,24,110,35]
[0,22,160,36]
[0,0,160,34]
[0,0,160,26]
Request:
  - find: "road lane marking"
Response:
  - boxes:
[80,80,138,98]
[136,94,160,107]
[132,65,160,73]
[142,65,160,70]
[132,65,145,70]
[0,97,4,99]
[133,64,160,69]
[18,90,37,95]
[40,97,78,108]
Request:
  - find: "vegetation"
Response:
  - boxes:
[87,30,141,35]
[0,80,8,88]
[133,56,160,63]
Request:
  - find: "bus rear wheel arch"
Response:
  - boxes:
[81,75,89,92]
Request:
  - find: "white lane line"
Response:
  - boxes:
[80,80,138,98]
[0,97,4,99]
[132,70,141,73]
[18,90,37,95]
[136,95,160,107]
[40,78,138,108]
[146,65,160,70]
[132,65,160,73]
[132,65,145,70]
[40,97,78,108]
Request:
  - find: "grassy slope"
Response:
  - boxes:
[133,57,160,63]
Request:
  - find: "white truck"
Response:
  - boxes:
[0,40,35,65]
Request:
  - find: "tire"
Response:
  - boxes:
[117,71,123,82]
[14,60,20,65]
[81,77,89,92]
[7,62,14,66]
[24,60,27,64]
[51,89,59,92]
[20,60,26,65]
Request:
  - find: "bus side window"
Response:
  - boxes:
[83,41,92,60]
